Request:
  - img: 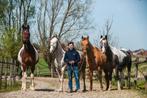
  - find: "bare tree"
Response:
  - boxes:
[36,0,92,46]
[94,19,118,47]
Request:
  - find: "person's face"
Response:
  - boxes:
[68,44,74,50]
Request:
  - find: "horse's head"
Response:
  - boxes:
[49,35,58,53]
[22,24,30,44]
[100,35,109,53]
[81,36,90,55]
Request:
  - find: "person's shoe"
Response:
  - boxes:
[74,88,80,92]
[67,89,73,93]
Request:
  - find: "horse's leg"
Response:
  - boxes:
[89,70,93,91]
[116,67,121,90]
[104,70,109,90]
[59,65,66,92]
[128,70,131,89]
[98,69,103,90]
[30,66,35,90]
[108,69,113,91]
[82,66,86,92]
[120,70,124,89]
[21,65,27,90]
[127,65,131,89]
[134,63,138,86]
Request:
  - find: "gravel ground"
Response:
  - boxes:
[0,77,146,98]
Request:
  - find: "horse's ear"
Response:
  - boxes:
[87,35,89,39]
[82,36,84,40]
[22,24,25,29]
[27,25,30,30]
[100,35,103,39]
[105,35,107,40]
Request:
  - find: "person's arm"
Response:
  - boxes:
[64,52,69,63]
[75,51,80,63]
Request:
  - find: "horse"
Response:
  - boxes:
[18,24,39,90]
[49,35,86,92]
[81,36,107,91]
[99,35,132,90]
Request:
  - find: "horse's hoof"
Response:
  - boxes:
[89,89,92,91]
[21,87,27,91]
[100,87,103,91]
[118,87,121,90]
[30,86,35,90]
[82,89,87,92]
[108,88,111,91]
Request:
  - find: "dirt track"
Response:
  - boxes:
[0,77,145,98]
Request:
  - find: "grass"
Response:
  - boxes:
[35,57,50,76]
[0,81,21,93]
[127,58,147,97]
[132,80,147,98]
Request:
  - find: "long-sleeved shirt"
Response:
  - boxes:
[64,48,80,66]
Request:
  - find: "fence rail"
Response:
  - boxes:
[0,57,19,89]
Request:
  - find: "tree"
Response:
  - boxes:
[36,0,93,48]
[0,0,36,58]
[94,19,119,47]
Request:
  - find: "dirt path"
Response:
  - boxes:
[0,77,145,98]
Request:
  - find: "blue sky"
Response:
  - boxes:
[89,0,147,50]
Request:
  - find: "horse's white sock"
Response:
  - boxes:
[117,81,121,90]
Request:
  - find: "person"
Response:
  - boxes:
[64,42,80,93]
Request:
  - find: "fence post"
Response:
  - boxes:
[7,59,13,86]
[4,58,8,88]
[12,59,16,85]
[0,57,3,89]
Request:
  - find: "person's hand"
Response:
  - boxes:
[69,60,75,64]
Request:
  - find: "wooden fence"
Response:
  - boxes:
[0,57,19,89]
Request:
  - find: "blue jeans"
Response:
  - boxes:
[67,65,80,91]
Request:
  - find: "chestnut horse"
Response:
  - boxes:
[18,24,39,90]
[81,36,107,91]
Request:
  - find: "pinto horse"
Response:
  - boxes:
[81,36,107,91]
[18,24,39,90]
[100,35,132,90]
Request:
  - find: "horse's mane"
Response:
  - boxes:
[105,45,113,62]
[51,36,66,52]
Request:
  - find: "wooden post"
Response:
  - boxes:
[134,57,139,86]
[9,58,12,86]
[0,57,3,89]
[4,58,8,88]
[12,59,16,85]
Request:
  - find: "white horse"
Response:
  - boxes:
[49,36,66,91]
[49,36,86,92]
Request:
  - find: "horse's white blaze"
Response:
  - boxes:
[102,45,106,53]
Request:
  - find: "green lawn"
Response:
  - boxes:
[0,81,21,93]
[35,57,50,77]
